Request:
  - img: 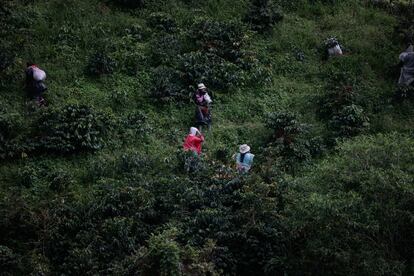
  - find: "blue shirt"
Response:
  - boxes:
[235,152,254,172]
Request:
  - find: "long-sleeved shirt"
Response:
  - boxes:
[183,134,204,155]
[399,52,414,86]
[235,152,254,172]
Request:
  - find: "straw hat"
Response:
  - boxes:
[239,144,251,154]
[198,83,207,90]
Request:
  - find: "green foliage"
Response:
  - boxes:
[329,104,370,137]
[318,82,356,118]
[371,0,414,44]
[119,151,154,174]
[118,110,151,137]
[0,112,26,160]
[244,0,284,33]
[176,150,206,174]
[0,245,18,275]
[36,105,108,153]
[180,51,244,91]
[0,1,412,275]
[264,111,314,173]
[124,23,148,41]
[86,52,117,76]
[318,57,371,139]
[150,34,183,66]
[0,49,14,72]
[394,85,414,101]
[265,111,308,143]
[110,0,145,8]
[151,66,186,102]
[190,18,249,63]
[144,229,181,276]
[47,169,74,192]
[285,133,414,275]
[147,12,178,33]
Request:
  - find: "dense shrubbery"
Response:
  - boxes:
[176,150,206,174]
[150,34,183,66]
[329,104,370,137]
[318,58,370,138]
[1,1,413,275]
[147,12,177,33]
[151,66,186,102]
[265,111,308,144]
[0,49,14,72]
[147,17,266,101]
[371,0,414,44]
[110,0,145,8]
[244,0,284,33]
[86,52,117,76]
[190,18,249,63]
[285,133,414,275]
[264,111,315,173]
[0,112,25,160]
[36,105,108,153]
[180,51,244,91]
[118,110,151,137]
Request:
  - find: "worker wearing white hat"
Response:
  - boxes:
[193,83,213,131]
[235,144,254,173]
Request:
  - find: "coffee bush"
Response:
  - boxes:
[118,110,151,136]
[124,23,148,41]
[180,51,244,91]
[47,169,74,192]
[36,105,108,153]
[110,0,145,8]
[0,49,14,72]
[149,34,183,66]
[318,84,357,119]
[176,150,206,174]
[264,111,313,173]
[329,104,370,137]
[190,18,249,63]
[150,66,186,102]
[244,0,284,33]
[265,111,308,144]
[0,112,25,160]
[0,245,18,274]
[86,52,117,76]
[147,12,177,33]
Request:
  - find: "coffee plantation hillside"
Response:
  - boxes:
[1,0,413,275]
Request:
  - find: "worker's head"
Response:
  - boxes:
[239,144,251,154]
[26,61,35,67]
[189,127,199,136]
[198,83,207,92]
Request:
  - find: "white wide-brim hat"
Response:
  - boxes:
[239,144,250,154]
[198,83,207,90]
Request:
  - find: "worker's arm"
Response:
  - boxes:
[197,134,204,142]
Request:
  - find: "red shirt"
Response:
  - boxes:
[183,134,204,155]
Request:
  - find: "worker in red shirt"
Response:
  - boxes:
[183,127,205,155]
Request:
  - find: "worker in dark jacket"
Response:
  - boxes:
[193,83,212,131]
[398,45,414,86]
[25,62,47,105]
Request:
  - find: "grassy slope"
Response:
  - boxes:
[0,0,413,198]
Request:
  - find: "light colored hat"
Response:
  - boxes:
[239,144,250,154]
[189,127,198,136]
[198,83,207,90]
